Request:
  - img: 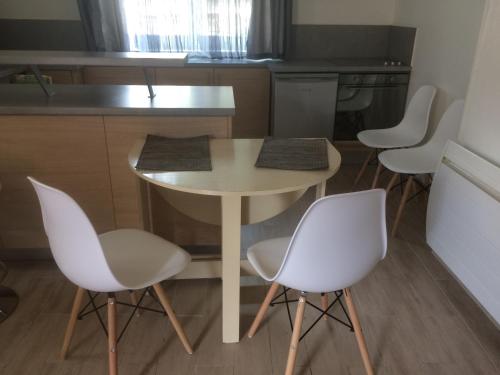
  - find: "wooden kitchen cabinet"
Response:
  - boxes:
[83,66,152,84]
[0,114,232,249]
[155,67,213,85]
[0,116,115,248]
[82,65,271,138]
[214,68,270,138]
[40,67,83,84]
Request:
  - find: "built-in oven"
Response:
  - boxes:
[334,73,410,141]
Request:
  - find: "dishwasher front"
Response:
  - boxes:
[271,73,339,139]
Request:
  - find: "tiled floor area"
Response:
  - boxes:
[1,164,499,374]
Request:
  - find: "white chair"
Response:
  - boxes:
[247,190,387,375]
[336,75,376,137]
[353,85,437,190]
[28,177,193,375]
[378,100,465,237]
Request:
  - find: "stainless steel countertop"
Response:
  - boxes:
[0,84,235,116]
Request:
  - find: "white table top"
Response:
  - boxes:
[129,138,341,197]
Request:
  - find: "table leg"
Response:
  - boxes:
[221,195,242,343]
[136,177,154,232]
[316,180,326,200]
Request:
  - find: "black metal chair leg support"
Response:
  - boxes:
[270,287,292,306]
[78,292,100,319]
[371,149,380,166]
[78,287,174,342]
[299,293,353,342]
[117,288,149,343]
[406,179,432,204]
[268,288,355,340]
[305,300,353,330]
[335,290,354,331]
[88,290,108,337]
[283,287,294,331]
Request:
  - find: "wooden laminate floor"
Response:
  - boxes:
[1,164,500,375]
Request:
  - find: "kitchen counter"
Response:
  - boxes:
[266,59,412,73]
[0,54,411,74]
[0,84,235,116]
[0,50,187,67]
[187,57,411,73]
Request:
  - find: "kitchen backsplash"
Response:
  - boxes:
[286,25,416,65]
[0,19,415,65]
[0,19,87,51]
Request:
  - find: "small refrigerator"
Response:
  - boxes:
[271,73,339,139]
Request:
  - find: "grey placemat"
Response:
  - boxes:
[255,138,329,170]
[136,134,212,171]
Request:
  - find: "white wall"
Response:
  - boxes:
[394,0,485,131]
[1,0,397,25]
[459,0,500,166]
[293,0,396,25]
[0,0,80,20]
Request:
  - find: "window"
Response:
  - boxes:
[119,0,253,58]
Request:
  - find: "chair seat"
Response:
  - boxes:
[99,229,190,291]
[247,237,291,281]
[357,127,421,149]
[378,147,439,175]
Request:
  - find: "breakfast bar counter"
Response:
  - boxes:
[0,84,235,116]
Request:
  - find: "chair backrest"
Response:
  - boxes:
[337,75,377,112]
[398,85,437,142]
[425,99,465,150]
[28,177,123,292]
[274,189,387,293]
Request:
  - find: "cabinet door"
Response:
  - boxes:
[40,68,83,84]
[214,68,270,138]
[83,66,152,85]
[104,116,231,246]
[155,67,213,85]
[273,77,337,138]
[0,116,115,249]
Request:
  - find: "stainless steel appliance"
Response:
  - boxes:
[335,73,409,140]
[272,73,339,139]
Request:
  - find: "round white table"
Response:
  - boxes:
[128,138,341,343]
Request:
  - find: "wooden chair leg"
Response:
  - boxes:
[285,293,307,375]
[392,176,414,237]
[386,172,400,194]
[353,149,375,190]
[248,282,280,338]
[321,293,328,320]
[153,283,193,354]
[107,294,118,375]
[344,288,374,375]
[129,290,141,317]
[60,287,85,360]
[371,163,383,189]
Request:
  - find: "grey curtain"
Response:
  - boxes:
[247,0,292,59]
[77,0,126,51]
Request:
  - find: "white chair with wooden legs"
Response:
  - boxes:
[247,190,387,375]
[28,177,193,375]
[352,86,437,190]
[378,100,465,237]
